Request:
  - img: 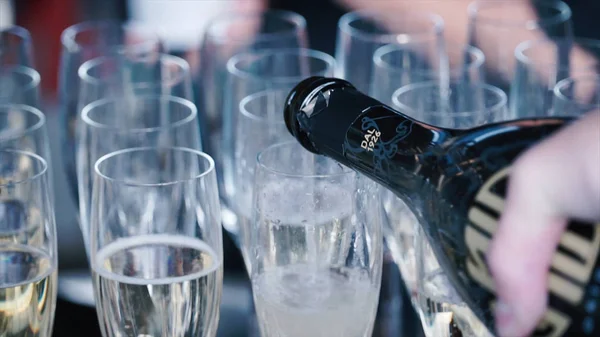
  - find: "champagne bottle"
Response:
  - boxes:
[284,76,600,337]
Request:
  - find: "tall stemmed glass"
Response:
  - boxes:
[0,65,41,107]
[250,141,384,337]
[200,10,308,157]
[335,10,444,93]
[553,75,600,116]
[371,44,485,307]
[510,38,600,118]
[77,52,194,111]
[392,82,506,337]
[76,95,201,256]
[467,0,572,92]
[0,104,52,186]
[0,149,58,337]
[0,25,34,66]
[222,48,335,247]
[371,44,485,105]
[59,21,163,200]
[91,147,223,337]
[232,89,294,267]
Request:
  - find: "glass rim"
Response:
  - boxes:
[392,81,508,117]
[338,10,444,44]
[239,89,289,124]
[81,95,197,132]
[60,20,161,53]
[0,149,47,187]
[0,103,46,141]
[94,146,215,187]
[0,25,32,42]
[553,74,600,103]
[515,38,600,70]
[373,44,485,74]
[204,9,307,44]
[226,47,335,82]
[468,0,571,29]
[0,65,41,91]
[257,141,354,179]
[77,53,190,87]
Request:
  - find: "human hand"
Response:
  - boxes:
[488,111,600,336]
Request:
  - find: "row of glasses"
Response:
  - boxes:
[70,43,225,336]
[1,25,58,336]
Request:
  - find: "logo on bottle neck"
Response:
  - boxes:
[465,166,600,337]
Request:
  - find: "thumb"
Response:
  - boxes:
[488,111,600,337]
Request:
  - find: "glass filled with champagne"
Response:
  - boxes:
[0,149,58,337]
[90,147,223,337]
[249,141,384,337]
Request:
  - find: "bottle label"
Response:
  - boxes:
[465,165,600,336]
[342,105,449,177]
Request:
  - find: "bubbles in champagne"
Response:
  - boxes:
[0,244,57,337]
[93,235,223,337]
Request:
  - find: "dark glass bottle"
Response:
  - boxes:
[284,76,600,337]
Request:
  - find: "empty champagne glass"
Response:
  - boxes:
[221,48,335,246]
[59,20,163,201]
[0,65,41,107]
[553,75,600,116]
[0,25,34,67]
[200,10,308,154]
[392,81,507,127]
[335,10,444,93]
[76,95,201,255]
[250,141,384,337]
[233,89,294,267]
[91,147,223,337]
[371,44,485,105]
[77,52,194,111]
[0,104,51,179]
[392,82,506,337]
[510,38,600,118]
[467,0,572,92]
[371,45,485,308]
[0,149,58,336]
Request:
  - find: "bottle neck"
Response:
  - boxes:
[294,84,455,201]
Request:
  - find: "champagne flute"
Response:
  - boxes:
[392,82,507,337]
[233,89,294,269]
[59,20,163,201]
[77,52,194,111]
[200,10,308,153]
[0,149,58,337]
[0,104,51,180]
[553,74,600,116]
[0,65,41,107]
[200,11,309,230]
[371,44,485,105]
[0,25,34,66]
[335,10,444,93]
[91,147,223,337]
[467,0,572,92]
[76,95,201,256]
[221,48,335,247]
[250,141,384,337]
[371,44,485,307]
[510,38,600,118]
